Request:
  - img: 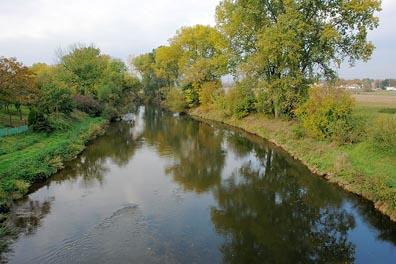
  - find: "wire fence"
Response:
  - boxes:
[0,125,29,137]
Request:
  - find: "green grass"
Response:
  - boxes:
[0,115,107,205]
[190,104,396,221]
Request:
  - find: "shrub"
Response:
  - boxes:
[47,113,72,131]
[74,95,102,116]
[165,87,186,113]
[225,83,256,119]
[198,81,221,108]
[102,105,120,121]
[255,89,274,116]
[296,85,360,144]
[212,92,229,115]
[183,86,199,108]
[28,108,52,132]
[292,125,305,139]
[370,115,396,152]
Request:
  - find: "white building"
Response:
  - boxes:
[341,84,362,90]
[386,87,396,91]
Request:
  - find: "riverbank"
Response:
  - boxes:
[190,107,396,221]
[0,114,107,207]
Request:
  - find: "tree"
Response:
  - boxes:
[132,51,167,101]
[0,57,38,125]
[154,45,181,87]
[216,0,381,117]
[97,58,140,120]
[58,45,107,96]
[169,25,228,106]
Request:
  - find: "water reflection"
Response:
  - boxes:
[143,108,225,193]
[1,106,396,263]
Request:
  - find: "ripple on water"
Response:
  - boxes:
[27,204,178,264]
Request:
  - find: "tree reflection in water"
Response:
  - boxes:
[141,108,396,263]
[211,156,355,263]
[143,107,226,193]
[0,107,143,259]
[1,106,396,263]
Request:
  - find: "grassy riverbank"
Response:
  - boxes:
[0,113,107,207]
[190,105,396,221]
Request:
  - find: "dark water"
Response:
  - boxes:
[2,106,396,263]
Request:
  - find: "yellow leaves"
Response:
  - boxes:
[344,0,382,13]
[167,25,228,86]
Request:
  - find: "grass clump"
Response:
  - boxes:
[370,115,396,153]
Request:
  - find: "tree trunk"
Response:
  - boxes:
[7,105,12,127]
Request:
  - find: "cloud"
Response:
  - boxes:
[0,0,219,64]
[0,0,394,78]
[339,0,396,79]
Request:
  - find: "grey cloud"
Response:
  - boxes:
[0,0,394,79]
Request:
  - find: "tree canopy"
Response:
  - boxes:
[216,0,381,117]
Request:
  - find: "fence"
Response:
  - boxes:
[0,125,29,137]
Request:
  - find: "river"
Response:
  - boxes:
[2,106,396,263]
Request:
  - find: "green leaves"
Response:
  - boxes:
[216,0,381,117]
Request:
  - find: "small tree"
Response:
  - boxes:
[0,57,38,126]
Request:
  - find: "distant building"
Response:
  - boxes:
[341,84,362,90]
[386,87,396,91]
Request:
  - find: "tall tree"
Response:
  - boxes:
[132,51,168,101]
[169,25,228,106]
[58,45,107,96]
[216,0,381,117]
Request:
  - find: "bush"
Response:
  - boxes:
[198,81,221,108]
[165,87,186,113]
[292,125,305,139]
[255,89,274,116]
[74,95,102,116]
[224,84,256,119]
[102,105,120,121]
[296,85,361,144]
[28,108,52,132]
[183,86,199,108]
[370,115,396,152]
[47,113,72,131]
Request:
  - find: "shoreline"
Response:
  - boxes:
[0,117,108,208]
[189,107,396,222]
[0,117,108,252]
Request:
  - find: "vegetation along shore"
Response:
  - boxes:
[0,0,394,241]
[130,0,396,221]
[189,99,396,221]
[0,46,140,240]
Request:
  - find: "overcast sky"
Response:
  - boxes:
[0,0,395,79]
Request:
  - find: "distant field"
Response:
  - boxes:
[352,91,396,108]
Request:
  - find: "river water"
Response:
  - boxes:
[2,106,396,263]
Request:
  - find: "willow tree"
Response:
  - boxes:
[216,0,381,117]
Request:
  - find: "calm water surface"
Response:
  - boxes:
[2,106,396,263]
